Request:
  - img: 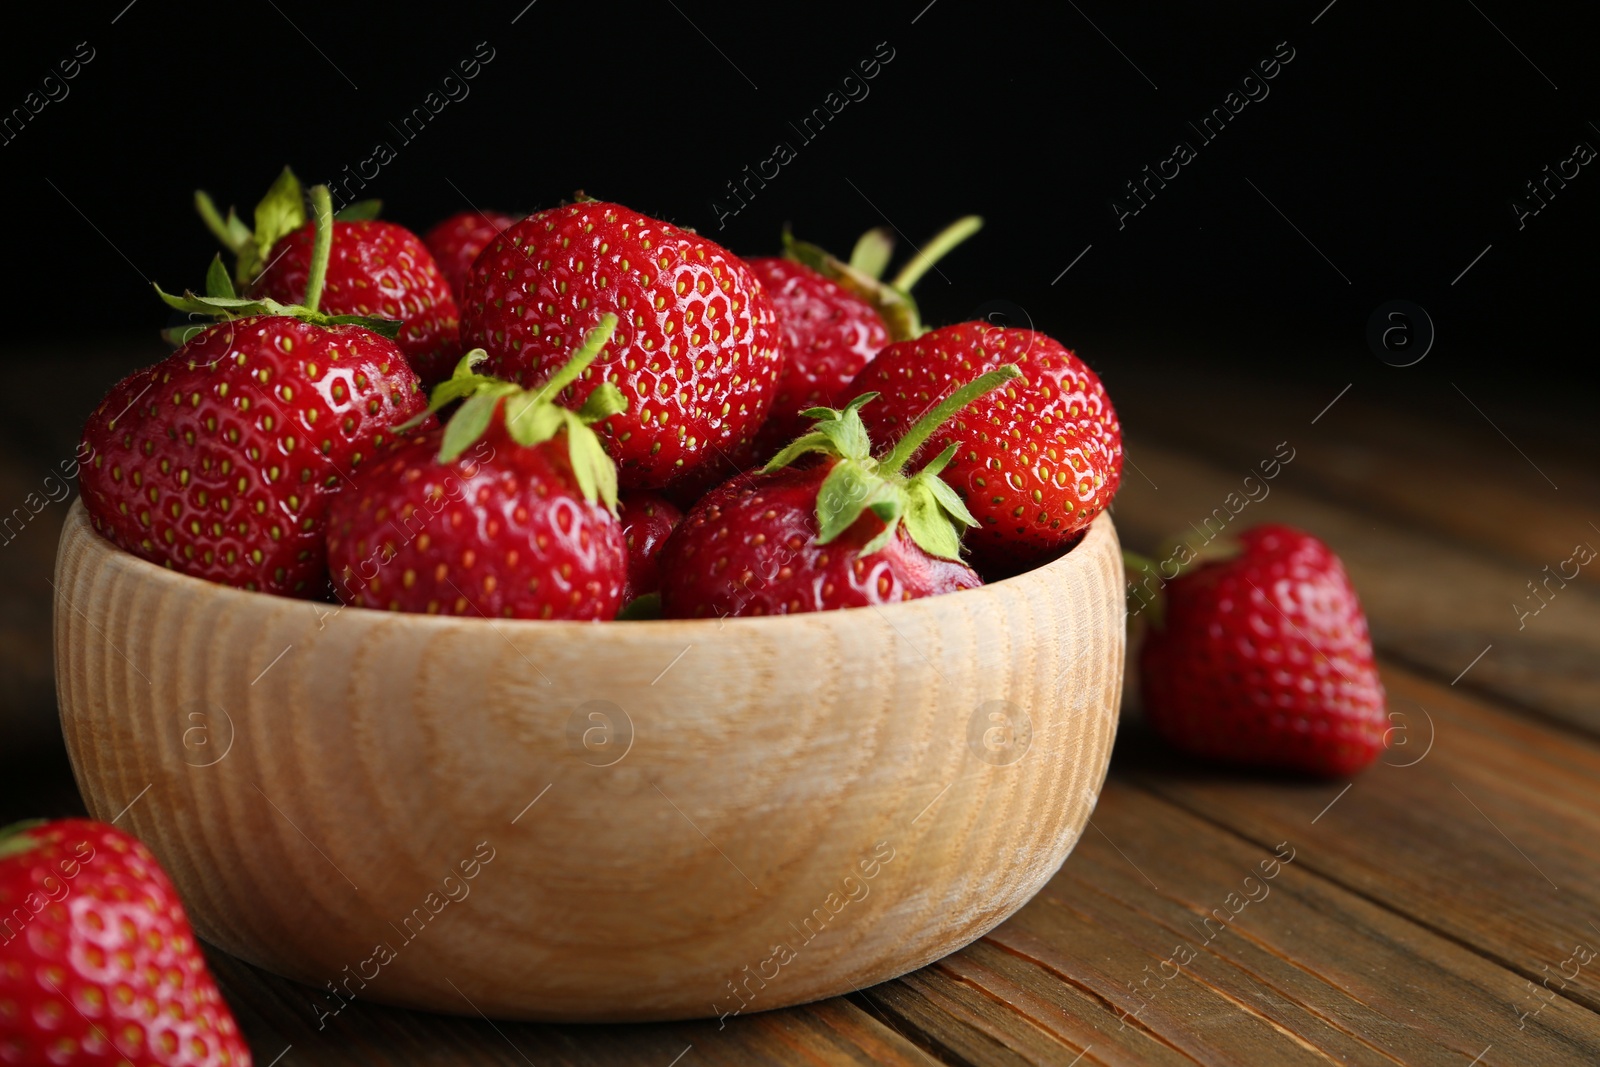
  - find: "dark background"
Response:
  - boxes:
[0,0,1593,421]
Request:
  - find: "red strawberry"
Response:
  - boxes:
[254,221,460,386]
[659,366,1021,618]
[82,187,429,597]
[0,819,252,1066]
[617,492,682,603]
[747,216,982,458]
[1135,524,1387,776]
[849,324,1122,573]
[326,317,628,620]
[198,169,462,385]
[745,257,888,452]
[424,210,520,303]
[460,199,782,489]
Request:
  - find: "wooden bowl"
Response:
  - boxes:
[52,498,1124,1023]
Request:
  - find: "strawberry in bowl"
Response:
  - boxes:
[660,365,1021,618]
[461,198,783,491]
[326,317,630,620]
[81,186,427,597]
[197,168,462,385]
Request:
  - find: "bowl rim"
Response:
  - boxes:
[58,497,1118,634]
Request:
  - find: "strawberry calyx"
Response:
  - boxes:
[197,166,381,287]
[412,313,628,512]
[764,363,1022,560]
[0,819,47,860]
[782,215,983,342]
[161,184,403,344]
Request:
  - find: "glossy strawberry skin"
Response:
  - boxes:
[659,462,982,618]
[1140,525,1387,777]
[618,492,682,602]
[80,317,427,598]
[0,819,251,1066]
[461,201,783,490]
[325,419,627,621]
[849,324,1122,571]
[256,220,462,385]
[424,210,520,304]
[745,257,889,458]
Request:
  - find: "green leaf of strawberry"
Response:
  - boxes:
[163,183,405,341]
[848,226,895,280]
[763,364,1022,561]
[196,166,309,286]
[335,198,384,221]
[426,314,628,513]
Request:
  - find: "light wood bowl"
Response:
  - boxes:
[52,498,1124,1022]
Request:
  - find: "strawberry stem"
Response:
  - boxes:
[303,185,334,314]
[1122,549,1166,627]
[879,364,1021,477]
[890,215,983,292]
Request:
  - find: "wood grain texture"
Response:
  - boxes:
[856,751,1600,1066]
[51,499,1125,1023]
[204,943,944,1067]
[1130,658,1600,1020]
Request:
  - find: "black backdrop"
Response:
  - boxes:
[1,0,1593,418]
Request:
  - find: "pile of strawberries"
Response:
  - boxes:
[79,171,1125,621]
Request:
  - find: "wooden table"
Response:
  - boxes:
[3,346,1598,1066]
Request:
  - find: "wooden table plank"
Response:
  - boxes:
[206,946,946,1067]
[1113,434,1600,736]
[1124,658,1600,1017]
[859,765,1600,1067]
[1111,363,1600,592]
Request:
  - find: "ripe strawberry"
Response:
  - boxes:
[617,492,682,603]
[460,199,782,490]
[1135,524,1387,776]
[0,819,251,1066]
[745,257,888,453]
[198,168,461,385]
[659,366,1020,618]
[424,210,520,303]
[326,317,629,620]
[748,216,982,457]
[82,188,428,597]
[848,324,1122,572]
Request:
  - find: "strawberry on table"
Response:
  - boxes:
[81,187,428,597]
[848,323,1122,574]
[423,210,520,303]
[617,492,682,604]
[0,819,252,1066]
[748,217,981,456]
[326,316,630,620]
[461,199,782,490]
[197,168,462,385]
[659,365,1021,618]
[1134,524,1387,777]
